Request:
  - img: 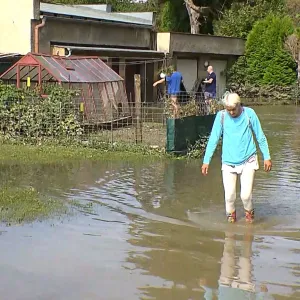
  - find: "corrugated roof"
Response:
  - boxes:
[115,12,154,23]
[40,3,153,27]
[0,53,21,59]
[76,4,112,12]
[0,53,123,83]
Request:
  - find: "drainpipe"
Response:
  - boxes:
[34,16,46,53]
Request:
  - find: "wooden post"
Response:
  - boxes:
[134,74,142,143]
[298,50,300,86]
[298,50,300,81]
[16,65,20,89]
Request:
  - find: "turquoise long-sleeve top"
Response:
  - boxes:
[203,107,271,166]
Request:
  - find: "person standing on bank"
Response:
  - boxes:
[153,67,183,118]
[203,66,217,106]
[201,93,272,223]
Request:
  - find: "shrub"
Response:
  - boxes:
[214,0,285,38]
[226,55,248,86]
[226,83,300,104]
[246,15,296,86]
[226,14,297,88]
[0,83,83,140]
[159,0,189,33]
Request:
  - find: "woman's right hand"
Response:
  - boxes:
[201,164,209,176]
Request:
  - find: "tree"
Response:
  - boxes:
[184,0,211,34]
[214,0,285,38]
[246,15,296,86]
[43,0,91,4]
[159,0,190,32]
[45,0,244,34]
[183,0,248,34]
[285,29,300,81]
[44,0,159,12]
[286,0,300,27]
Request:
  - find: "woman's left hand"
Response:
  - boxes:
[264,160,272,172]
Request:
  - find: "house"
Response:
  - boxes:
[0,0,165,103]
[157,32,245,96]
[0,0,245,101]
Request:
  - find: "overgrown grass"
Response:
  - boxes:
[0,139,207,225]
[0,142,167,224]
[0,142,166,165]
[0,186,66,225]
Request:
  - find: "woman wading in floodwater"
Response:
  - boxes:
[201,93,272,223]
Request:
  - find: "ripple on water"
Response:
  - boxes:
[1,106,300,299]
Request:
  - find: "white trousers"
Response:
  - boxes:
[222,155,258,213]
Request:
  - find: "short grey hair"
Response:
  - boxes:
[222,92,241,107]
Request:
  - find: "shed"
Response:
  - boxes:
[0,53,130,124]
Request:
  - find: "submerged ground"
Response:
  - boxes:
[0,106,299,299]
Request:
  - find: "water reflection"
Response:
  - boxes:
[0,107,299,299]
[217,229,273,299]
[219,230,254,291]
[126,217,278,300]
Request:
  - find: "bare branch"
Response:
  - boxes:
[184,0,214,34]
[184,0,211,14]
[184,0,200,12]
[285,34,300,62]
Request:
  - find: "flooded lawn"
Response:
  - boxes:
[0,106,299,299]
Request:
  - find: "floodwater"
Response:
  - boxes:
[0,106,300,300]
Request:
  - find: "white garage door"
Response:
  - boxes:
[177,59,198,91]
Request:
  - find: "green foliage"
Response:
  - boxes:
[0,84,167,156]
[186,136,209,159]
[226,55,248,86]
[0,186,65,225]
[286,0,300,27]
[44,0,159,12]
[214,0,285,38]
[163,96,223,119]
[43,0,297,35]
[43,0,91,4]
[246,15,296,86]
[228,83,300,104]
[159,1,178,32]
[103,0,158,12]
[45,0,240,34]
[296,27,300,39]
[262,50,296,85]
[0,83,83,140]
[226,14,297,88]
[159,0,190,32]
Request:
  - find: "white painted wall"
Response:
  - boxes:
[156,32,171,53]
[0,0,38,54]
[177,58,198,91]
